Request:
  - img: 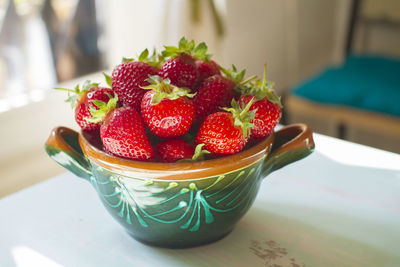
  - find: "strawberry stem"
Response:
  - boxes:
[261,63,267,91]
[54,80,99,109]
[240,65,283,108]
[177,144,210,163]
[240,75,257,86]
[239,97,255,118]
[192,144,211,161]
[141,75,195,105]
[220,65,256,88]
[223,99,256,139]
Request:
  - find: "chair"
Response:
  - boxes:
[285,0,400,153]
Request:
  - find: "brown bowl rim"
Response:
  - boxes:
[79,131,275,180]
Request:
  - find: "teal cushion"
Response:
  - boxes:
[292,54,400,117]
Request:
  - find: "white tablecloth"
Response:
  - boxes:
[1,133,399,267]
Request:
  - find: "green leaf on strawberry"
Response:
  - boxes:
[122,57,134,63]
[55,80,99,108]
[242,64,282,107]
[86,93,119,123]
[103,72,112,87]
[64,86,80,108]
[179,37,195,51]
[223,98,256,139]
[138,49,149,62]
[119,48,162,68]
[220,65,256,93]
[141,75,195,105]
[193,42,211,61]
[161,37,210,61]
[137,48,163,67]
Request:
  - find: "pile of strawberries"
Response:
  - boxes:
[58,38,282,163]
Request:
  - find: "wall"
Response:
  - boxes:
[221,0,297,92]
[0,73,104,197]
[103,0,351,94]
[297,0,348,80]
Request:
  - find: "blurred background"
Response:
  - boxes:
[0,0,399,197]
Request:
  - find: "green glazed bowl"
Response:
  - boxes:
[45,124,314,248]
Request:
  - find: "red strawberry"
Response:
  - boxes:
[141,76,195,138]
[109,51,158,110]
[159,37,213,89]
[238,66,282,139]
[56,81,114,132]
[158,53,198,89]
[193,75,235,123]
[156,139,194,163]
[156,141,210,163]
[195,59,220,86]
[195,99,255,155]
[100,106,154,161]
[239,96,281,139]
[193,66,256,124]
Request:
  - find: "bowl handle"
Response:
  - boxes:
[262,123,315,177]
[45,127,92,180]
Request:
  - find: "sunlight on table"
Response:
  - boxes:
[12,246,62,267]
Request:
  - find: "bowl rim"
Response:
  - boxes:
[78,131,275,180]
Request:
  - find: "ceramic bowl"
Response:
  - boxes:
[45,123,314,248]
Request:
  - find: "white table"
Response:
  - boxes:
[1,133,400,267]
